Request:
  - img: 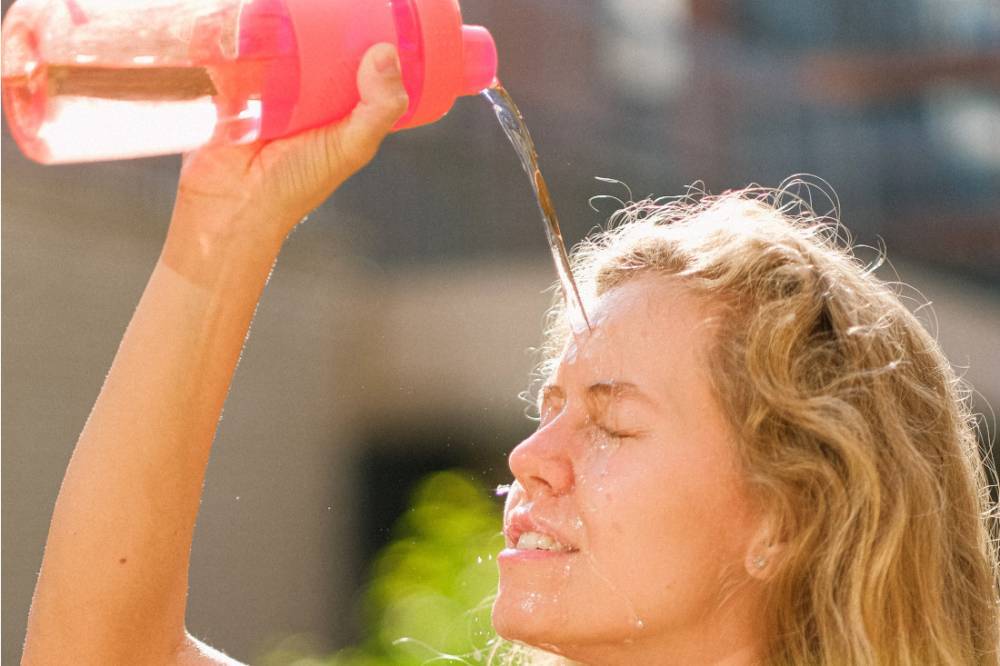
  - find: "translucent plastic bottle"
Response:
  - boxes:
[1,0,497,163]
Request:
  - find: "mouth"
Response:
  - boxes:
[498,532,578,563]
[503,512,581,556]
[512,530,576,552]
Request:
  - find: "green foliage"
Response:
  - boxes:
[261,470,505,666]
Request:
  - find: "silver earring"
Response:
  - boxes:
[753,555,768,569]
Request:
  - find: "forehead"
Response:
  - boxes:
[552,276,717,396]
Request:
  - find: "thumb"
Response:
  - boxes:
[324,43,409,173]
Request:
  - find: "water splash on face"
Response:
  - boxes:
[502,376,646,646]
[521,591,543,613]
[572,425,646,635]
[584,425,624,493]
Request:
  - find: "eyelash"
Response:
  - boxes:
[596,424,631,439]
[536,403,634,440]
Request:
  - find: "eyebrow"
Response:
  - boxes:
[539,380,657,410]
[586,381,657,409]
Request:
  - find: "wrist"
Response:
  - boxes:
[162,203,288,290]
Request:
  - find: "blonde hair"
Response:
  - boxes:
[501,182,1000,665]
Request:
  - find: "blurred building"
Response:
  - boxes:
[3,0,998,662]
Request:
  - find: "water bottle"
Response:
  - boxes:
[1,0,497,164]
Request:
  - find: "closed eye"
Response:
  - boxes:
[596,423,633,439]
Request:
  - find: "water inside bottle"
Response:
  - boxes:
[483,83,592,334]
[1,60,266,163]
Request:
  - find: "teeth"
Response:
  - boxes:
[516,531,570,552]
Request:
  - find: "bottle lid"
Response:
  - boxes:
[278,0,497,136]
[459,26,498,95]
[395,0,497,128]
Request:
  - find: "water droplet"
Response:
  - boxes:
[635,619,646,630]
[495,484,512,497]
[477,556,483,564]
[235,495,240,501]
[521,591,542,613]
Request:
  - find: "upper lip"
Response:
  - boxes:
[505,508,580,551]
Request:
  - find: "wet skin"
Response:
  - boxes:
[493,276,768,665]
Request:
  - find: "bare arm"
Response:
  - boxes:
[21,43,408,666]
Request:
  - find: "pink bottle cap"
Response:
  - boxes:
[459,25,498,95]
[277,0,496,137]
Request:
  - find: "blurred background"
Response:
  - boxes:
[3,0,998,663]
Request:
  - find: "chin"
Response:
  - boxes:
[492,587,609,659]
[494,586,665,665]
[493,603,609,666]
[492,586,568,647]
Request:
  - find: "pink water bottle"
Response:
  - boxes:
[1,0,497,164]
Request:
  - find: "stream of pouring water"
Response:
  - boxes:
[482,84,649,636]
[483,84,592,333]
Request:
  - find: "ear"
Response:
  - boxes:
[744,516,786,580]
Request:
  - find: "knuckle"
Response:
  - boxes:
[391,92,410,118]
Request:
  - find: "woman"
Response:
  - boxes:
[20,43,999,665]
[493,193,1000,664]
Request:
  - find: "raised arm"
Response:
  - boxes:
[21,44,408,666]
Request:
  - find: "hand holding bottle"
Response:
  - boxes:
[168,43,408,255]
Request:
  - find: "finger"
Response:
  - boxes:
[324,43,409,172]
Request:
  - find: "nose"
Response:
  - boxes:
[508,422,575,497]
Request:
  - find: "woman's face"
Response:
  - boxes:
[493,276,766,664]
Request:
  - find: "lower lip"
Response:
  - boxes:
[498,547,578,562]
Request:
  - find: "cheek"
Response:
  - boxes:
[579,445,753,614]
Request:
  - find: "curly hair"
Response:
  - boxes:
[499,181,1000,665]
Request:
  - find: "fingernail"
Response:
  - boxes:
[375,48,401,76]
